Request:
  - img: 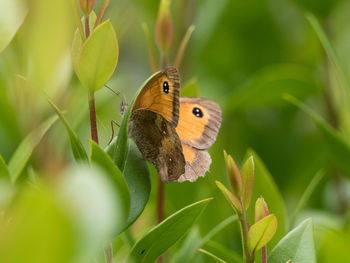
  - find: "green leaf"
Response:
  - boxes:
[127,198,212,263]
[307,13,350,138]
[78,20,119,91]
[284,94,350,177]
[0,155,9,178]
[170,227,201,263]
[318,227,350,262]
[245,149,287,248]
[0,0,27,53]
[90,141,130,235]
[0,186,75,263]
[268,218,316,263]
[58,165,121,262]
[142,23,158,73]
[48,99,88,162]
[202,241,242,263]
[216,181,242,214]
[225,64,318,112]
[241,156,254,210]
[71,12,97,74]
[291,170,325,227]
[247,214,277,253]
[180,78,199,97]
[122,139,151,229]
[8,115,57,182]
[200,215,238,246]
[197,249,227,263]
[106,138,151,230]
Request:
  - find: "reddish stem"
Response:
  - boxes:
[262,245,267,263]
[84,15,90,38]
[94,0,111,29]
[88,91,99,144]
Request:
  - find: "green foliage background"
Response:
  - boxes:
[1,0,350,262]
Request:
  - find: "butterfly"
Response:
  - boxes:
[128,67,221,182]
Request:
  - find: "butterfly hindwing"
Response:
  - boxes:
[176,144,211,182]
[175,97,222,182]
[176,97,222,150]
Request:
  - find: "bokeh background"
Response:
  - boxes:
[1,0,350,262]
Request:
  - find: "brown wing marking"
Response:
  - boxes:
[128,110,185,182]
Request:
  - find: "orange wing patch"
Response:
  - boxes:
[182,143,196,164]
[132,67,180,127]
[176,102,209,141]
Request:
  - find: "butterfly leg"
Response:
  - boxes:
[107,120,121,145]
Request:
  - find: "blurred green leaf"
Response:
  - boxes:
[202,241,242,263]
[292,0,340,18]
[225,64,318,112]
[48,99,88,162]
[78,20,118,91]
[306,13,350,138]
[58,165,120,263]
[200,215,238,246]
[216,181,242,214]
[180,78,199,97]
[246,150,288,248]
[90,141,130,235]
[284,94,350,177]
[317,227,350,263]
[0,186,75,263]
[142,23,158,73]
[197,249,227,263]
[0,155,9,178]
[241,156,254,210]
[170,227,201,263]
[291,170,325,227]
[175,25,196,70]
[268,218,316,263]
[8,115,57,182]
[127,198,212,263]
[247,214,277,253]
[0,0,27,53]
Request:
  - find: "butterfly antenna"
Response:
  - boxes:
[104,84,127,102]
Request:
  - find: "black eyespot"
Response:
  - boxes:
[163,81,169,94]
[192,107,203,118]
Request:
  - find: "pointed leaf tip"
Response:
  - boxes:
[216,181,242,214]
[241,156,254,210]
[223,151,242,196]
[247,214,277,253]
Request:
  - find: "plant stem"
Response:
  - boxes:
[73,0,85,40]
[262,245,267,263]
[157,178,164,223]
[239,200,254,263]
[161,53,167,69]
[95,0,111,29]
[104,242,113,263]
[84,14,90,39]
[88,91,99,144]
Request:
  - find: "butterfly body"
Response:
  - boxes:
[128,67,221,183]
